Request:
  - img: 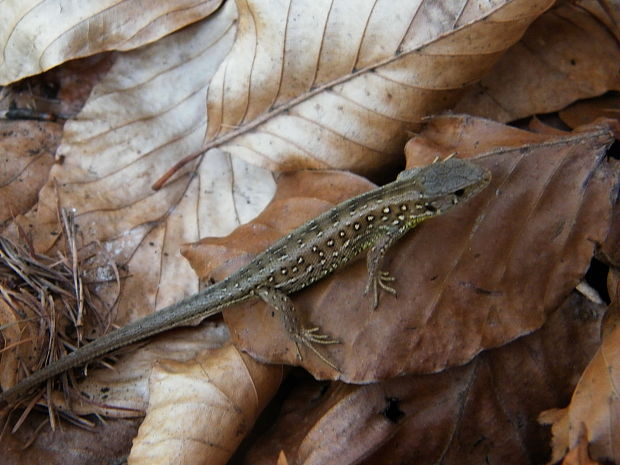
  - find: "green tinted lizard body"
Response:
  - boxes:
[0,158,490,405]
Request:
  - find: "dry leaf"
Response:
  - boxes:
[527,115,574,136]
[245,292,604,465]
[11,1,271,330]
[561,424,601,465]
[539,305,620,464]
[0,0,223,84]
[188,118,616,381]
[456,2,620,121]
[602,200,620,268]
[559,94,620,129]
[56,323,231,417]
[0,299,27,392]
[0,413,139,464]
[0,2,616,463]
[404,113,554,163]
[574,0,620,43]
[0,121,60,227]
[0,54,116,124]
[200,0,551,175]
[129,345,283,465]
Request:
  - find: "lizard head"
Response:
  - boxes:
[397,158,491,215]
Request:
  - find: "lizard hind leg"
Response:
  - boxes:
[256,287,340,372]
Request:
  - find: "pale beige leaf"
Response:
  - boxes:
[199,0,552,175]
[53,323,231,417]
[0,0,223,84]
[15,1,276,328]
[129,344,283,465]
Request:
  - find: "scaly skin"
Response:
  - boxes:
[0,158,490,405]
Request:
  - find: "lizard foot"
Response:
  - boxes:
[293,327,340,372]
[364,270,397,309]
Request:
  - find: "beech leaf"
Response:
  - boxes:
[5,0,553,368]
[55,324,231,417]
[129,344,283,465]
[0,0,223,84]
[200,0,552,174]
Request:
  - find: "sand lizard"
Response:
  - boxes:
[0,158,490,406]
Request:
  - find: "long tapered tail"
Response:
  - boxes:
[0,281,249,406]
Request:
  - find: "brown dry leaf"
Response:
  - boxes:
[245,292,604,465]
[561,424,601,465]
[0,300,27,392]
[527,115,575,136]
[539,304,620,464]
[188,117,616,381]
[0,414,139,465]
[602,200,620,268]
[0,54,116,123]
[559,94,620,129]
[0,120,60,228]
[403,113,554,164]
[197,0,551,175]
[128,344,283,465]
[0,0,223,84]
[456,1,620,122]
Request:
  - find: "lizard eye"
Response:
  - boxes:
[454,189,465,197]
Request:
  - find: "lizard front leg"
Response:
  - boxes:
[256,287,339,371]
[364,227,409,308]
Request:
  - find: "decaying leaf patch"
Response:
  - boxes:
[0,0,617,463]
[0,121,60,227]
[11,1,272,333]
[559,94,620,130]
[244,292,604,465]
[8,0,552,369]
[186,118,617,382]
[558,424,602,465]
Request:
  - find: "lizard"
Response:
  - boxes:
[0,157,491,406]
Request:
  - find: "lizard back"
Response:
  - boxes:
[225,158,491,295]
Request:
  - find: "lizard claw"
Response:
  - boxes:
[365,270,397,308]
[302,326,340,345]
[378,271,397,295]
[294,327,341,372]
